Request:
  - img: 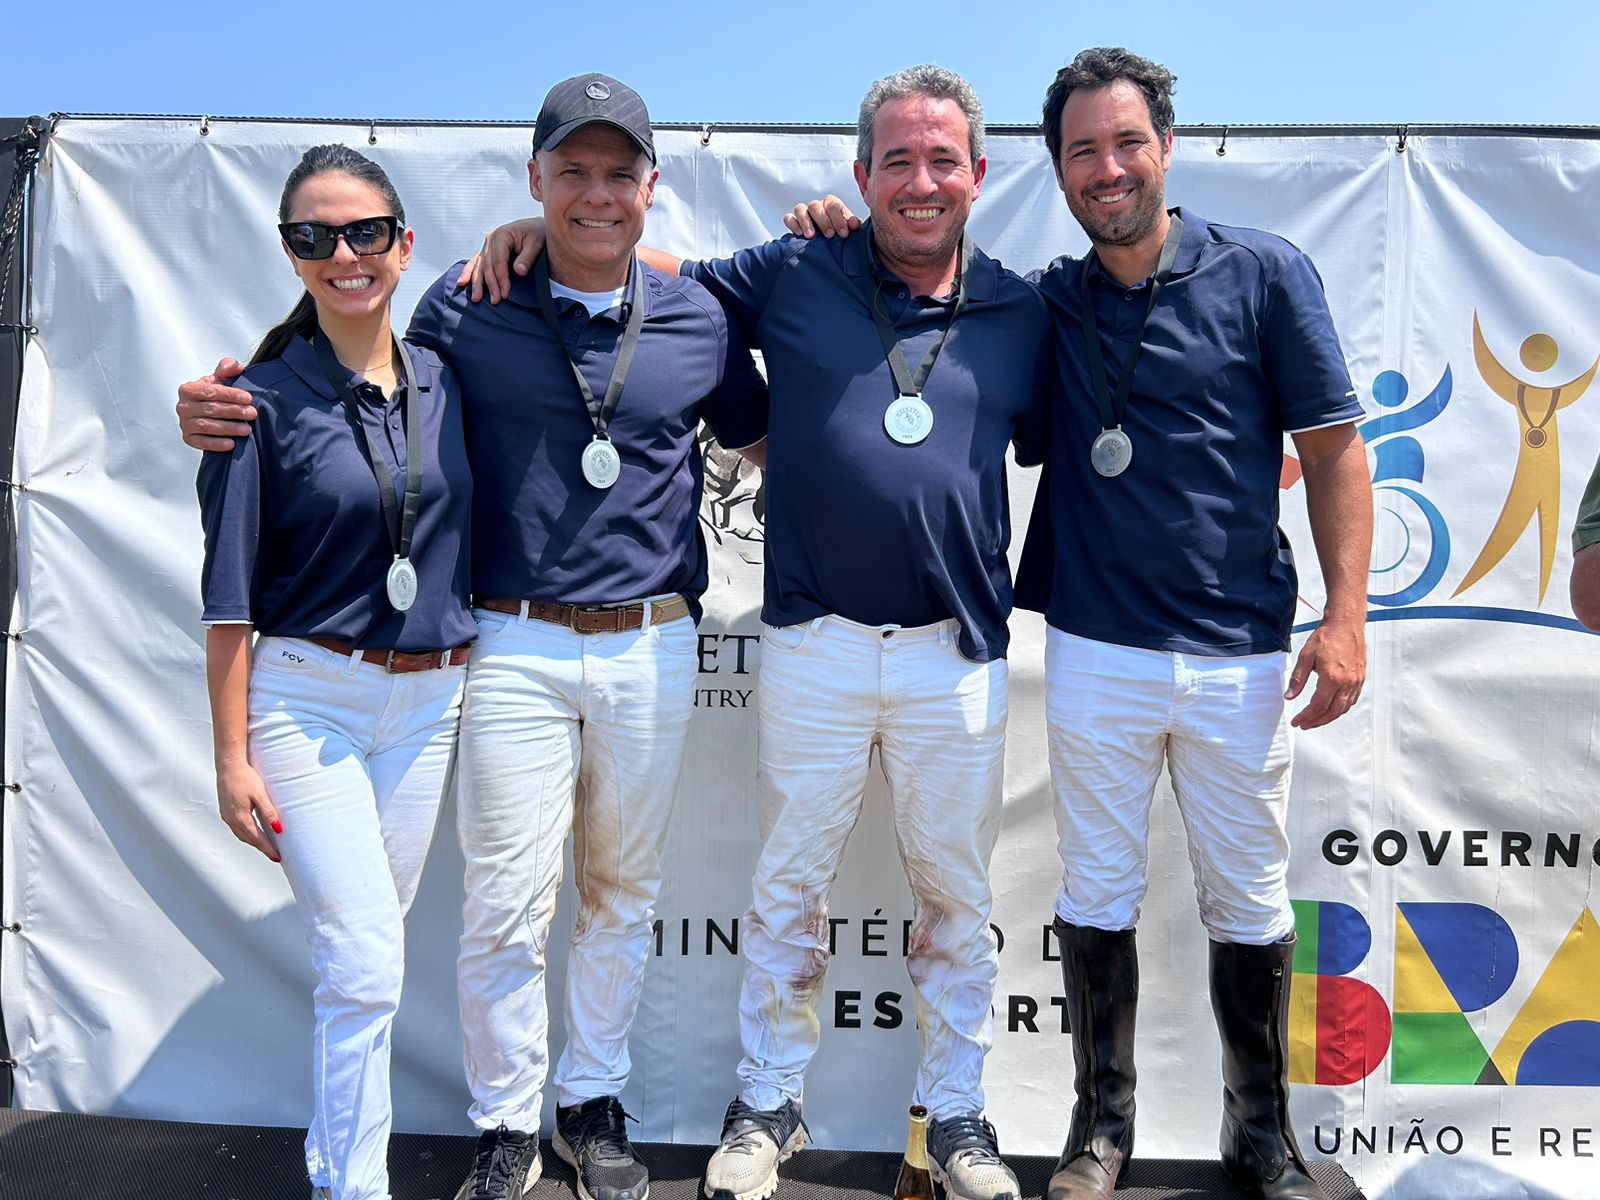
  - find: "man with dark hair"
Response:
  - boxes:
[176,75,770,1200]
[468,61,1048,1200]
[1022,45,1372,1200]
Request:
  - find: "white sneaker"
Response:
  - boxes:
[928,1113,1019,1200]
[703,1097,808,1200]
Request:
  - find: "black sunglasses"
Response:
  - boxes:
[278,216,402,260]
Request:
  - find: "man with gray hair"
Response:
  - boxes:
[465,61,1048,1200]
[671,65,1050,1200]
[687,64,1047,1200]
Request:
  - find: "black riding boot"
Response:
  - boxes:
[1209,936,1326,1200]
[1046,919,1138,1200]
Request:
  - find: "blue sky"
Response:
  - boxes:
[3,0,1596,128]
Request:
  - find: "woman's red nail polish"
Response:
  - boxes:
[271,818,284,835]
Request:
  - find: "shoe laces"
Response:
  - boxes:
[567,1097,636,1162]
[719,1099,791,1158]
[933,1114,1003,1166]
[469,1124,532,1197]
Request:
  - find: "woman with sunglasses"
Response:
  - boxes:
[197,143,474,1200]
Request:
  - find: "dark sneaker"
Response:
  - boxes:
[703,1097,808,1200]
[554,1096,650,1200]
[454,1124,541,1200]
[928,1113,1019,1200]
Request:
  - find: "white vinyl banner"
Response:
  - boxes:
[4,117,1599,1200]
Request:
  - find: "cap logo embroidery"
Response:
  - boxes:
[585,82,611,101]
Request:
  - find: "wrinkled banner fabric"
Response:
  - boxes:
[4,118,1599,1200]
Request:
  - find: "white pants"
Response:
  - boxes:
[248,637,465,1200]
[1043,628,1296,945]
[738,616,1007,1119]
[455,606,699,1128]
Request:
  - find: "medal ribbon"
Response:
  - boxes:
[860,227,975,402]
[534,250,647,442]
[315,329,421,564]
[1076,212,1185,434]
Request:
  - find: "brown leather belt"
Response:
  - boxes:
[475,593,691,634]
[307,637,473,673]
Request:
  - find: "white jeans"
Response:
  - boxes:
[248,637,465,1200]
[738,616,1007,1120]
[455,605,699,1127]
[1043,628,1296,945]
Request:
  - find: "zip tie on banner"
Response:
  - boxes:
[1216,126,1229,157]
[199,116,210,136]
[1396,125,1409,153]
[0,324,36,336]
[369,120,378,146]
[700,123,714,147]
[3,782,19,792]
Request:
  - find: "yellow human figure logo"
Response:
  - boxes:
[1453,314,1598,602]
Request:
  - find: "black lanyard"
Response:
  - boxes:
[534,250,646,441]
[315,330,421,563]
[860,228,974,399]
[1076,213,1184,432]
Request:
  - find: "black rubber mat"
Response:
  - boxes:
[0,1108,1362,1200]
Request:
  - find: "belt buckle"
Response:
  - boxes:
[384,649,401,673]
[568,604,603,634]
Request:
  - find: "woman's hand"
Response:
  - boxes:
[216,757,282,863]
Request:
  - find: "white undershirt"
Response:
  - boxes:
[550,280,628,317]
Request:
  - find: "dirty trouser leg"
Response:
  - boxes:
[736,618,879,1110]
[554,614,700,1105]
[875,622,1006,1119]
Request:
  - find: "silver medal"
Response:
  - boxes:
[581,438,622,489]
[1091,427,1134,477]
[386,556,419,612]
[884,395,934,446]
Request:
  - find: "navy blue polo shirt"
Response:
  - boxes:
[198,336,476,652]
[406,259,768,619]
[681,228,1050,662]
[1015,208,1363,656]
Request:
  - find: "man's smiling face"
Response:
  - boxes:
[1053,78,1172,250]
[854,94,985,278]
[529,123,657,289]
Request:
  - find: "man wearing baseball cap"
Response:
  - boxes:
[175,72,769,1200]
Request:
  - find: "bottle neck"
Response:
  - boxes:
[904,1108,930,1169]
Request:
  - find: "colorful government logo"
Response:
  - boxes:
[1288,899,1600,1087]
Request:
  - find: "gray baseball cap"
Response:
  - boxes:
[532,73,656,164]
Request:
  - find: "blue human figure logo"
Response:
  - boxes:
[1361,367,1453,607]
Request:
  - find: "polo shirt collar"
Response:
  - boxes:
[280,330,414,403]
[504,251,655,321]
[846,219,999,303]
[280,331,342,403]
[1170,206,1206,274]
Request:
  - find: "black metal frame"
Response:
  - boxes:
[0,114,44,1110]
[41,112,1600,141]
